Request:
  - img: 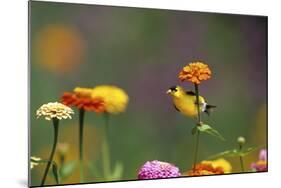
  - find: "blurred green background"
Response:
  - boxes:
[30,1,267,186]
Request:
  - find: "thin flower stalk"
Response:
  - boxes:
[61,87,105,182]
[91,85,129,180]
[239,151,245,172]
[102,113,111,180]
[36,102,73,186]
[237,137,245,172]
[178,61,213,172]
[79,109,85,182]
[41,118,59,186]
[193,83,201,172]
[57,143,69,165]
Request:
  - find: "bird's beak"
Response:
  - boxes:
[166,89,171,94]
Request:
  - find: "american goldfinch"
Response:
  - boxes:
[166,86,216,117]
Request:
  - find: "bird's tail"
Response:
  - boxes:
[204,104,217,116]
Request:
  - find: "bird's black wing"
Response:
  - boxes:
[174,105,180,112]
[186,91,196,96]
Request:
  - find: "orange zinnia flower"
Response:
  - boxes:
[178,61,211,84]
[187,162,224,176]
[61,88,105,112]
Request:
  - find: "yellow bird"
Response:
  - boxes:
[166,86,216,117]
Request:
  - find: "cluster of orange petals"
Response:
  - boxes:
[187,163,224,176]
[61,92,105,112]
[178,61,211,84]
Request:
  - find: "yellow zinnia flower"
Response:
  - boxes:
[91,85,129,114]
[201,158,232,173]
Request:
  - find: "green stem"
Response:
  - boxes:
[102,113,111,180]
[193,83,201,172]
[59,154,65,167]
[239,156,244,172]
[194,84,201,123]
[79,109,85,182]
[192,131,200,171]
[40,118,59,186]
[239,145,245,172]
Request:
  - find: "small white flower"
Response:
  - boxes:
[30,156,41,169]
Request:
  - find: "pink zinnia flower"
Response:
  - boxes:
[138,160,181,179]
[251,149,267,172]
[259,149,267,161]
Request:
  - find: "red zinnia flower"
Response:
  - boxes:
[61,88,105,112]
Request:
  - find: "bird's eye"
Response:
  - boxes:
[169,86,178,92]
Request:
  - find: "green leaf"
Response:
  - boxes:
[208,146,260,159]
[191,126,197,135]
[52,163,60,184]
[240,147,259,157]
[197,124,225,141]
[208,149,241,159]
[110,162,123,180]
[60,161,77,179]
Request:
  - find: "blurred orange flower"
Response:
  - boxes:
[187,162,224,176]
[61,87,105,112]
[33,24,86,74]
[178,61,211,84]
[57,143,70,155]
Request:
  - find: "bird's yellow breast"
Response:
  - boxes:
[173,95,205,117]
